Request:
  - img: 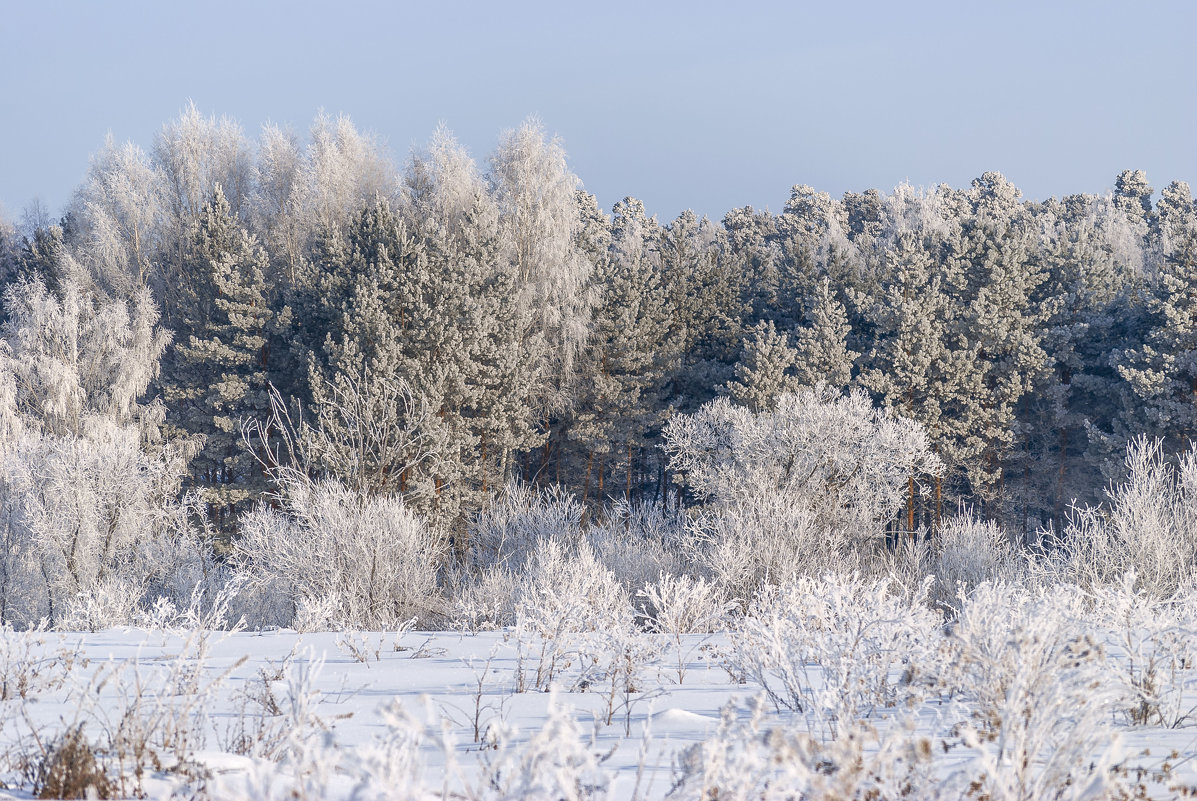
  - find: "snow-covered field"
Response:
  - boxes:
[4,577,1197,801]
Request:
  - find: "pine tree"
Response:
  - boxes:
[721,205,780,325]
[1109,187,1197,456]
[571,197,675,502]
[660,209,746,413]
[792,277,857,391]
[859,230,966,528]
[161,186,275,528]
[941,173,1051,511]
[1009,194,1131,525]
[725,320,800,413]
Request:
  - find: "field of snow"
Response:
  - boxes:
[2,586,1197,801]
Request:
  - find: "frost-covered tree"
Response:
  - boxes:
[67,136,166,297]
[722,205,780,324]
[161,187,275,525]
[1113,169,1154,229]
[571,197,675,502]
[313,201,431,500]
[1108,202,1197,455]
[725,321,800,413]
[664,387,943,577]
[248,123,305,271]
[659,209,745,411]
[0,277,206,627]
[0,214,17,300]
[489,118,595,415]
[860,228,970,527]
[297,112,397,245]
[792,276,857,391]
[1011,194,1134,524]
[403,128,542,500]
[942,173,1051,509]
[153,103,253,268]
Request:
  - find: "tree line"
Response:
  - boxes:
[2,104,1195,538]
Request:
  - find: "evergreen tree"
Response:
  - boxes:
[859,230,969,528]
[571,197,675,502]
[941,173,1051,510]
[721,205,780,325]
[792,276,857,391]
[660,209,745,412]
[161,186,275,528]
[1108,186,1197,457]
[725,320,800,413]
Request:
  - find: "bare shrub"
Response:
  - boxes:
[515,537,633,691]
[946,581,1125,800]
[32,726,113,800]
[640,572,737,684]
[1093,573,1197,727]
[668,698,939,801]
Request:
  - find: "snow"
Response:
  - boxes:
[0,623,1195,800]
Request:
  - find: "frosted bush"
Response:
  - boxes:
[467,481,584,571]
[1092,573,1197,727]
[669,698,940,801]
[946,579,1128,801]
[587,499,695,594]
[692,495,826,600]
[640,572,736,636]
[730,573,943,735]
[664,387,942,535]
[1052,437,1197,597]
[945,581,1093,726]
[232,477,447,630]
[0,419,207,629]
[664,387,942,588]
[928,514,1024,610]
[479,690,611,801]
[640,572,736,684]
[445,564,520,631]
[514,538,633,690]
[57,576,145,632]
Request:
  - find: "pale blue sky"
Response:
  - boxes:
[1,0,1194,224]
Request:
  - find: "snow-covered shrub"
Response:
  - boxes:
[946,579,1127,801]
[664,387,942,590]
[691,494,824,601]
[945,581,1094,729]
[0,621,74,701]
[640,572,735,636]
[477,690,612,801]
[668,698,940,801]
[514,537,633,691]
[1092,573,1197,727]
[587,499,695,595]
[927,514,1024,610]
[445,564,520,631]
[640,572,736,684]
[1051,437,1197,597]
[730,573,943,735]
[232,477,447,630]
[467,481,585,573]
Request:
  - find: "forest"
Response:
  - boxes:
[1,105,1197,799]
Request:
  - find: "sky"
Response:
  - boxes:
[1,0,1195,225]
